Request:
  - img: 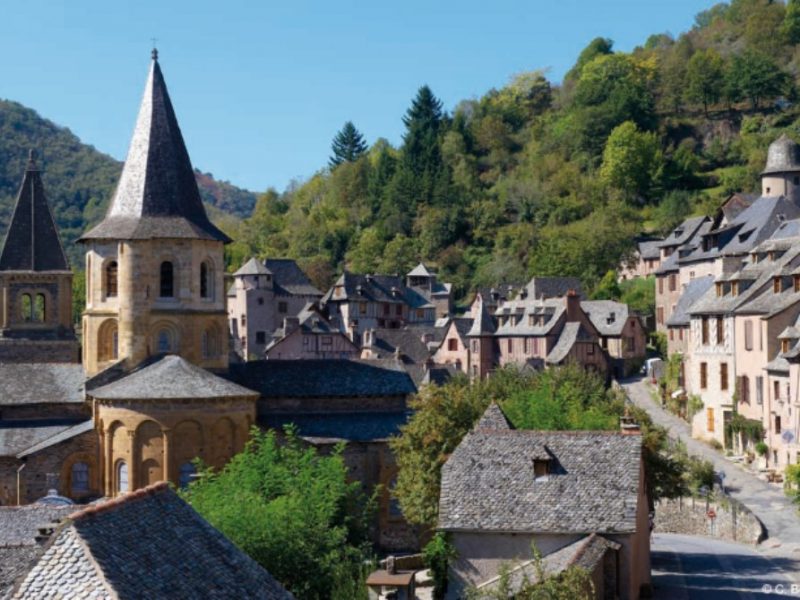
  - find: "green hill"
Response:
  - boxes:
[227,0,800,300]
[0,99,256,267]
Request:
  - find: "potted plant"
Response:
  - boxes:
[755,441,769,469]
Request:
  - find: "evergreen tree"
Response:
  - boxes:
[785,0,800,44]
[329,121,367,167]
[684,49,724,115]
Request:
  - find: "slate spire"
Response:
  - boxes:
[0,150,70,272]
[80,51,230,243]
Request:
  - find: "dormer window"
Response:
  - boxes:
[716,282,723,297]
[731,281,739,297]
[782,339,791,353]
[774,277,782,294]
[795,276,800,293]
[533,459,549,481]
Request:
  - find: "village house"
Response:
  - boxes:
[467,283,523,319]
[360,325,449,385]
[433,299,497,380]
[438,404,650,599]
[264,302,359,360]
[582,300,647,378]
[618,237,662,281]
[765,315,800,468]
[10,482,293,599]
[227,257,323,360]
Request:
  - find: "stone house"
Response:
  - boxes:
[361,325,446,386]
[618,237,662,281]
[582,300,647,378]
[468,284,522,320]
[433,298,497,380]
[765,317,800,468]
[226,359,419,551]
[227,257,323,360]
[265,302,359,360]
[438,404,650,599]
[406,263,453,318]
[10,482,293,599]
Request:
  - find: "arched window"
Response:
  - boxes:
[200,261,211,299]
[34,294,45,322]
[19,293,32,321]
[106,261,118,297]
[160,261,174,297]
[117,461,128,494]
[202,328,218,359]
[157,329,172,353]
[71,462,89,495]
[179,462,196,488]
[98,320,119,363]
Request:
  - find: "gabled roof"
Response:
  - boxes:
[324,272,433,308]
[637,239,662,260]
[658,216,709,248]
[581,300,630,336]
[467,297,496,337]
[88,355,258,400]
[80,53,230,243]
[474,403,512,431]
[227,359,417,398]
[439,408,642,534]
[407,263,433,277]
[0,151,70,272]
[234,256,272,276]
[0,363,85,406]
[546,321,595,364]
[11,483,293,599]
[264,259,322,296]
[263,411,409,443]
[665,276,715,327]
[524,277,583,300]
[365,326,436,364]
[17,420,95,459]
[0,419,89,458]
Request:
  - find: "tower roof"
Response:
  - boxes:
[762,134,800,176]
[80,53,230,243]
[0,151,70,272]
[467,294,496,337]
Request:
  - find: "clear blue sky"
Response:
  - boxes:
[0,0,715,194]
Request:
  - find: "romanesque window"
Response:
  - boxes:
[200,261,211,299]
[98,320,118,363]
[71,462,89,495]
[106,261,118,297]
[179,462,196,488]
[117,461,129,494]
[157,329,173,353]
[34,294,45,322]
[19,293,32,322]
[160,261,174,297]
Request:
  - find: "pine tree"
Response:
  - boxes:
[329,121,367,167]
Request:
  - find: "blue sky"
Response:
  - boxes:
[0,0,715,193]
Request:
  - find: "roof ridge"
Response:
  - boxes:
[565,533,597,569]
[68,481,170,522]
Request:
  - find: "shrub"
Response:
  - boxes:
[755,441,769,456]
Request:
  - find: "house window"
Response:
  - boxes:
[657,307,664,325]
[658,278,664,294]
[472,340,478,353]
[756,376,764,405]
[533,338,539,354]
[706,408,715,433]
[774,277,781,294]
[278,301,288,314]
[157,329,173,353]
[106,261,118,297]
[117,461,129,494]
[700,362,708,389]
[720,362,728,391]
[740,376,750,403]
[20,293,32,321]
[775,380,781,400]
[744,321,753,351]
[783,339,790,353]
[448,338,458,351]
[256,331,266,345]
[179,462,196,489]
[669,329,674,341]
[359,301,368,315]
[669,274,677,292]
[528,315,535,326]
[524,338,531,353]
[200,261,211,299]
[701,317,709,345]
[241,314,246,327]
[679,328,684,341]
[533,460,549,480]
[507,339,513,353]
[716,317,724,345]
[159,261,174,297]
[71,462,89,495]
[396,304,402,316]
[776,416,782,434]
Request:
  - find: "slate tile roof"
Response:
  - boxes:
[88,355,258,400]
[762,134,800,175]
[523,277,583,300]
[581,300,630,337]
[227,359,417,398]
[80,55,229,243]
[637,239,662,260]
[0,419,87,458]
[323,272,434,309]
[658,216,709,249]
[474,403,512,431]
[365,327,436,364]
[17,420,95,459]
[234,256,271,276]
[264,259,323,296]
[11,483,293,599]
[494,297,566,336]
[665,276,715,327]
[467,298,496,337]
[545,322,595,364]
[0,363,84,406]
[262,411,410,443]
[439,406,642,534]
[0,151,70,272]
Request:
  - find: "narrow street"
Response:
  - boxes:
[621,377,800,577]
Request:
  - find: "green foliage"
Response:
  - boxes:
[619,276,655,317]
[685,49,725,114]
[687,395,704,422]
[330,121,368,167]
[650,331,667,357]
[786,464,800,509]
[727,413,765,442]
[727,50,789,110]
[423,532,457,600]
[755,441,769,456]
[181,427,373,600]
[600,121,664,203]
[71,269,85,324]
[783,0,800,44]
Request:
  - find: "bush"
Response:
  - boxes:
[424,532,457,600]
[755,441,769,456]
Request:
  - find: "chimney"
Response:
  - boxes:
[565,289,581,322]
[386,556,397,575]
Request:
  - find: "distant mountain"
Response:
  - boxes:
[0,99,257,267]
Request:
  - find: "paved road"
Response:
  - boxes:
[652,534,798,599]
[621,377,800,570]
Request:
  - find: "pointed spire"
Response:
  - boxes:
[80,53,230,243]
[0,151,70,272]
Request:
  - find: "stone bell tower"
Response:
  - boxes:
[0,151,78,362]
[79,50,231,376]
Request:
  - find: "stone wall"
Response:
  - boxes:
[654,495,765,544]
[0,339,80,363]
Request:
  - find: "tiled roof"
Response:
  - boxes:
[439,406,642,533]
[324,272,433,309]
[467,297,496,337]
[264,259,322,296]
[762,134,800,175]
[17,420,94,458]
[0,363,85,406]
[11,483,293,599]
[227,359,417,398]
[0,152,70,272]
[665,276,715,327]
[234,256,271,276]
[546,322,593,364]
[658,216,709,248]
[524,277,583,300]
[494,297,566,337]
[716,196,800,257]
[0,419,87,457]
[262,411,409,442]
[474,403,512,431]
[407,263,433,277]
[80,56,229,243]
[88,355,258,400]
[637,239,662,260]
[365,327,436,364]
[581,300,630,336]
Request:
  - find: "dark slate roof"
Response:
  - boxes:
[474,403,512,431]
[262,411,409,442]
[80,56,230,243]
[581,300,630,336]
[407,263,433,277]
[637,239,662,260]
[365,327,435,364]
[234,256,271,276]
[467,298,496,337]
[0,363,85,406]
[716,196,800,257]
[524,277,583,300]
[494,297,566,336]
[88,355,258,400]
[17,420,95,458]
[264,259,322,296]
[0,152,70,272]
[439,418,642,533]
[227,359,417,398]
[658,216,709,248]
[762,134,800,175]
[323,272,433,309]
[11,483,293,599]
[546,322,594,364]
[665,276,715,327]
[0,419,86,457]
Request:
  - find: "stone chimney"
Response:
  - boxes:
[565,289,581,322]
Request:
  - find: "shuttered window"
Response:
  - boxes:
[700,362,708,389]
[706,408,715,432]
[744,320,753,351]
[720,362,729,391]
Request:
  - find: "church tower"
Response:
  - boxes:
[466,293,496,380]
[761,134,800,202]
[80,50,230,376]
[0,151,78,362]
